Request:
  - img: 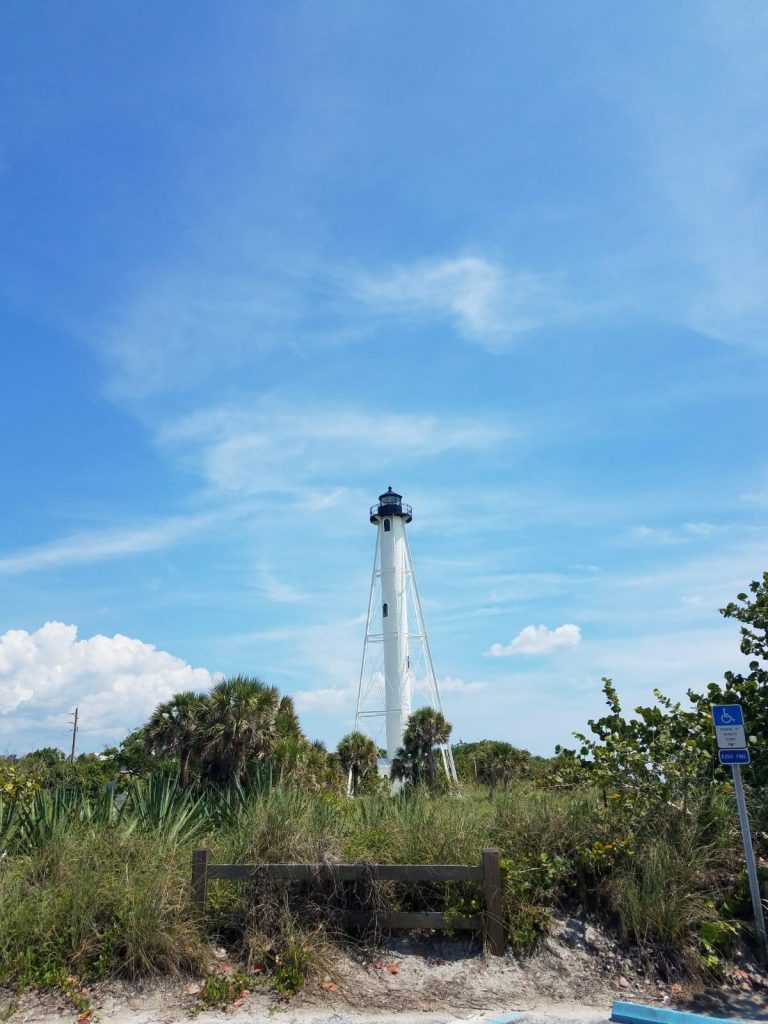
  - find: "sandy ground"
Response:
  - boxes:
[3,914,767,1024]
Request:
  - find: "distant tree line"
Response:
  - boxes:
[7,570,768,802]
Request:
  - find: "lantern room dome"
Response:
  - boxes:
[370,486,412,523]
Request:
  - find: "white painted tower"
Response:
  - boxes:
[354,487,457,781]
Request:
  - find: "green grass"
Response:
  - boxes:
[0,775,751,1000]
[0,827,205,985]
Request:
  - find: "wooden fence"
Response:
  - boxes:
[191,846,505,956]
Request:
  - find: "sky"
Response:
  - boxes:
[1,1,767,757]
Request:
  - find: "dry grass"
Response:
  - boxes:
[0,777,745,995]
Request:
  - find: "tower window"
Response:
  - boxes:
[383,603,388,617]
[384,519,391,532]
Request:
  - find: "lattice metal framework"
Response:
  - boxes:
[353,489,457,783]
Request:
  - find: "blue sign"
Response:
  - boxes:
[719,749,750,765]
[712,704,744,727]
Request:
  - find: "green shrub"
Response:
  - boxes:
[0,826,205,987]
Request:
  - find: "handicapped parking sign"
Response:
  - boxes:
[711,703,746,746]
[709,703,765,961]
[712,704,743,728]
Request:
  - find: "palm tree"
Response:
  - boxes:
[390,746,422,789]
[476,741,529,795]
[402,707,452,790]
[199,675,280,788]
[275,694,301,740]
[274,736,330,791]
[336,731,378,795]
[144,691,206,788]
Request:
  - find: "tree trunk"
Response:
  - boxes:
[180,747,191,790]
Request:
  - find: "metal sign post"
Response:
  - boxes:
[711,704,767,964]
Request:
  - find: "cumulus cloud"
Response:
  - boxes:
[485,624,582,657]
[0,622,212,742]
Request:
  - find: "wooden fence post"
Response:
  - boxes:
[192,847,210,914]
[482,847,505,956]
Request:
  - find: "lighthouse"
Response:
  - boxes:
[354,487,457,781]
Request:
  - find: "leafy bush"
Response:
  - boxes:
[0,827,205,988]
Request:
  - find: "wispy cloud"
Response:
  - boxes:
[615,7,768,349]
[0,512,223,576]
[98,268,311,399]
[438,675,489,694]
[353,256,577,350]
[620,522,721,547]
[159,402,512,497]
[485,624,582,657]
[741,489,768,509]
[294,684,352,714]
[95,252,583,399]
[254,565,309,604]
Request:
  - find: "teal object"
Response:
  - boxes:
[612,1000,746,1024]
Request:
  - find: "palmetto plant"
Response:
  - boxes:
[200,676,281,788]
[124,774,210,844]
[144,691,206,789]
[275,694,301,740]
[336,731,378,795]
[398,707,452,790]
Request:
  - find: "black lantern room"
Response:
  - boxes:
[370,486,413,524]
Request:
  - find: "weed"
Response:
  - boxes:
[196,970,253,1009]
[0,774,756,989]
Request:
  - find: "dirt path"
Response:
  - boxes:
[3,918,767,1024]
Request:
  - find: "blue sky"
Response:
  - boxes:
[1,2,767,756]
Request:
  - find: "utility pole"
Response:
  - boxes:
[69,706,79,763]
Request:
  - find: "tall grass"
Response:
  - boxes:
[0,827,204,985]
[0,775,750,992]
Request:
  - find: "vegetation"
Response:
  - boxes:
[391,707,452,790]
[145,690,205,789]
[2,575,768,1004]
[336,730,378,795]
[453,740,537,793]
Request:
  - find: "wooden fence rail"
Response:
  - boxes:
[191,846,505,956]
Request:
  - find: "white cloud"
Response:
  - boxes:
[485,623,582,657]
[294,685,352,714]
[437,676,488,694]
[741,489,768,509]
[620,522,737,548]
[255,567,309,604]
[0,513,222,576]
[615,8,768,349]
[159,403,510,496]
[98,253,571,398]
[293,676,485,723]
[99,269,308,399]
[354,256,574,348]
[0,622,212,743]
[624,525,682,547]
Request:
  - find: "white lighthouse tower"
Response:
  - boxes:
[354,487,457,782]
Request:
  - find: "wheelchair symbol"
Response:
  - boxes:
[719,709,736,724]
